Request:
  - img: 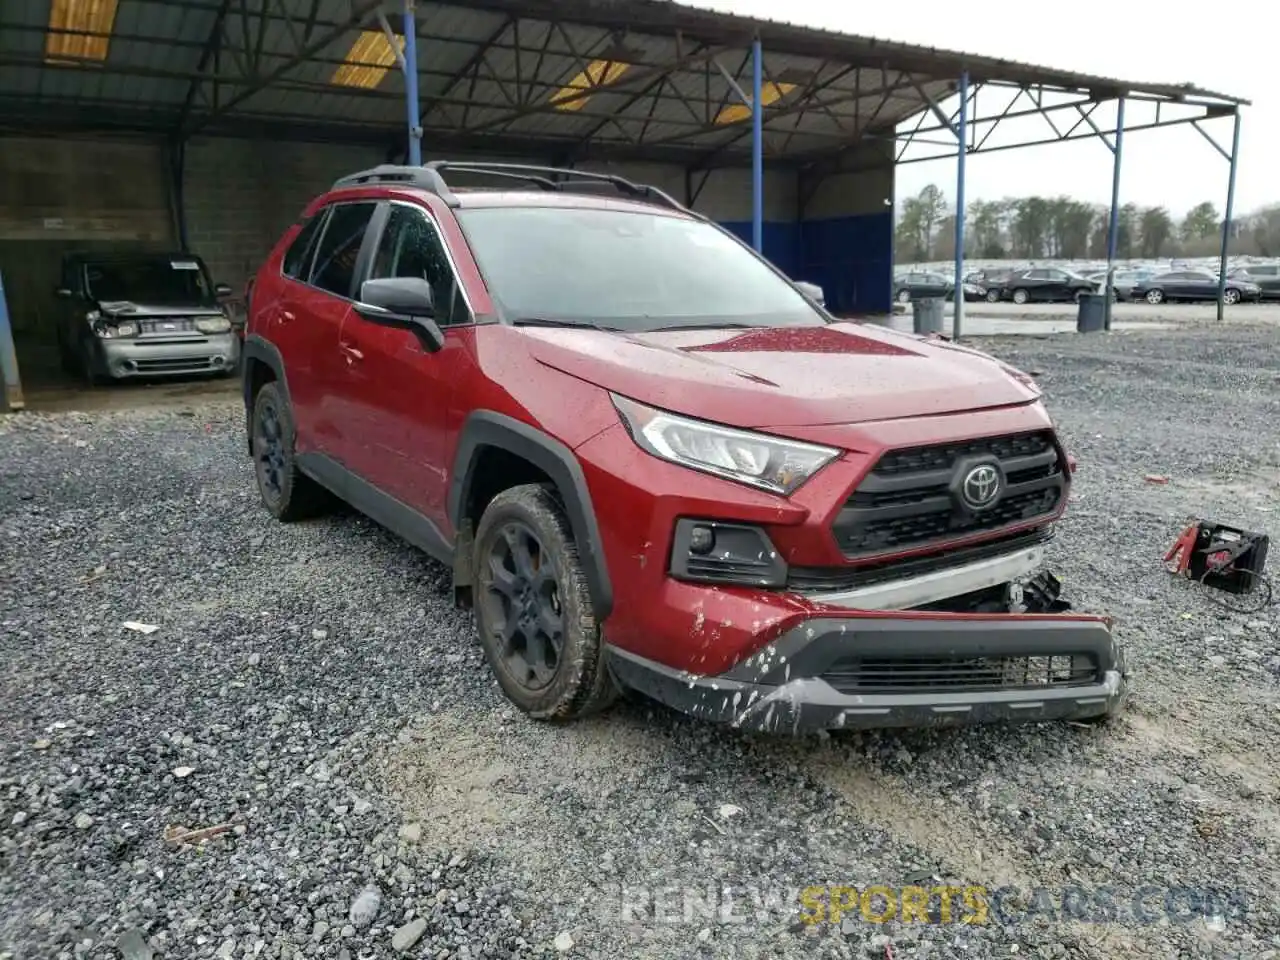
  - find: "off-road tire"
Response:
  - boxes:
[250,382,330,521]
[472,483,619,721]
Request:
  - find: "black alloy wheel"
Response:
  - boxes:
[480,521,564,692]
[254,397,287,506]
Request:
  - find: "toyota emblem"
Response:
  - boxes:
[961,463,1002,510]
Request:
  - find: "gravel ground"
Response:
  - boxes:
[3,322,1280,960]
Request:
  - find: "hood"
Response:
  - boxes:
[522,322,1039,430]
[95,300,224,317]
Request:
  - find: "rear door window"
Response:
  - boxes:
[282,211,328,280]
[310,202,377,298]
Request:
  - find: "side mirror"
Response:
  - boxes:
[355,277,445,353]
[213,282,233,298]
[795,280,825,307]
[56,287,73,299]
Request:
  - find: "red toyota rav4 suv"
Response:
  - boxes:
[242,161,1128,733]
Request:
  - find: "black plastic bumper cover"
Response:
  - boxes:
[607,616,1129,735]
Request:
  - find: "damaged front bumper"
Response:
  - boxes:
[607,612,1129,735]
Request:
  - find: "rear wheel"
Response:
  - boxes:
[251,382,330,521]
[1011,288,1029,305]
[472,484,618,721]
[896,289,911,303]
[1145,289,1165,305]
[985,289,1001,303]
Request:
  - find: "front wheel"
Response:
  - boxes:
[1223,288,1241,305]
[472,484,618,721]
[1145,289,1165,305]
[1011,289,1029,305]
[985,289,1001,303]
[895,289,911,304]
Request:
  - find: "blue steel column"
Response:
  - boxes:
[0,270,23,411]
[1215,110,1242,323]
[952,71,968,341]
[402,0,422,165]
[1103,97,1125,332]
[751,38,763,253]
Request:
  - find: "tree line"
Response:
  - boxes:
[896,184,1280,263]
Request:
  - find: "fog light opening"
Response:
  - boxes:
[688,525,716,555]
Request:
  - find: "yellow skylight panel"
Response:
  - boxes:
[715,81,797,125]
[550,59,630,111]
[331,30,403,89]
[45,0,119,64]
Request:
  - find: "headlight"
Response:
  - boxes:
[196,316,232,334]
[611,394,840,495]
[96,320,138,338]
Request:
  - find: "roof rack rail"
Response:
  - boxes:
[331,160,685,212]
[426,161,686,211]
[331,165,458,203]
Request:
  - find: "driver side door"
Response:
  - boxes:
[336,200,474,528]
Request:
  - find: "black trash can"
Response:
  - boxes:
[1077,293,1108,333]
[912,297,945,335]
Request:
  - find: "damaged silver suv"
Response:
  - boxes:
[55,251,239,383]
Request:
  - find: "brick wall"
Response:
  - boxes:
[182,137,384,292]
[0,135,172,244]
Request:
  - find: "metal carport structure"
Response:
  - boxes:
[0,0,1250,405]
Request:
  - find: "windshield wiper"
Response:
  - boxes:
[510,317,620,332]
[643,321,761,332]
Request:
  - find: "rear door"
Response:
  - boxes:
[1183,271,1218,298]
[1022,269,1051,299]
[274,200,378,457]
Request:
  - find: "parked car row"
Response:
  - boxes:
[897,262,1280,307]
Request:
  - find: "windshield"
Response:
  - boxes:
[455,206,825,329]
[84,256,214,305]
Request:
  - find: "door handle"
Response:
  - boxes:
[338,339,364,362]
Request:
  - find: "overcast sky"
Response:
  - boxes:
[686,0,1269,217]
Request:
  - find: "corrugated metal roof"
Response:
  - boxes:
[0,0,1247,166]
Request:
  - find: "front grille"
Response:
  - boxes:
[788,529,1052,593]
[822,654,1099,694]
[833,431,1066,558]
[138,318,197,335]
[133,357,216,372]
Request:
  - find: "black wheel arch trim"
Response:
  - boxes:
[449,411,614,621]
[241,335,290,455]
